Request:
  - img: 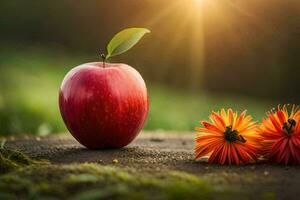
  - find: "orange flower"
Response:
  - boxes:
[260,105,300,165]
[195,108,261,165]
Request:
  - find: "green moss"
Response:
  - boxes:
[0,144,49,173]
[261,192,276,200]
[0,163,236,200]
[0,147,241,199]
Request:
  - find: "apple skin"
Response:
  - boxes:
[59,62,148,149]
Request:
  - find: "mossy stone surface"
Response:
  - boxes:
[1,132,300,199]
[0,163,230,200]
[0,145,48,174]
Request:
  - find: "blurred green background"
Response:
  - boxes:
[0,0,299,135]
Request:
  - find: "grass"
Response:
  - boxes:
[145,84,274,131]
[0,44,277,135]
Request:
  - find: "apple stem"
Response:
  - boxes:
[100,53,106,68]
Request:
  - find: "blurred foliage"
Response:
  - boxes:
[0,0,299,101]
[0,0,297,135]
[0,45,276,135]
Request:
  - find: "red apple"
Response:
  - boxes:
[59,62,148,149]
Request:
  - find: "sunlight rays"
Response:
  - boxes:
[145,0,183,27]
[130,0,271,90]
[188,5,205,88]
[194,0,204,5]
[143,0,206,87]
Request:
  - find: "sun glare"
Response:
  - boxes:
[194,0,203,4]
[143,0,206,86]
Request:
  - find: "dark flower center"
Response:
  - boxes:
[282,118,296,135]
[224,125,246,143]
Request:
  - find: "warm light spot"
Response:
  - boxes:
[194,0,203,4]
[144,0,206,86]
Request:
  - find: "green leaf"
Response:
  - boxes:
[106,27,150,59]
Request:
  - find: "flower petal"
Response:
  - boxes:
[234,110,247,130]
[201,121,223,132]
[211,112,226,131]
[276,111,286,125]
[269,113,284,134]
